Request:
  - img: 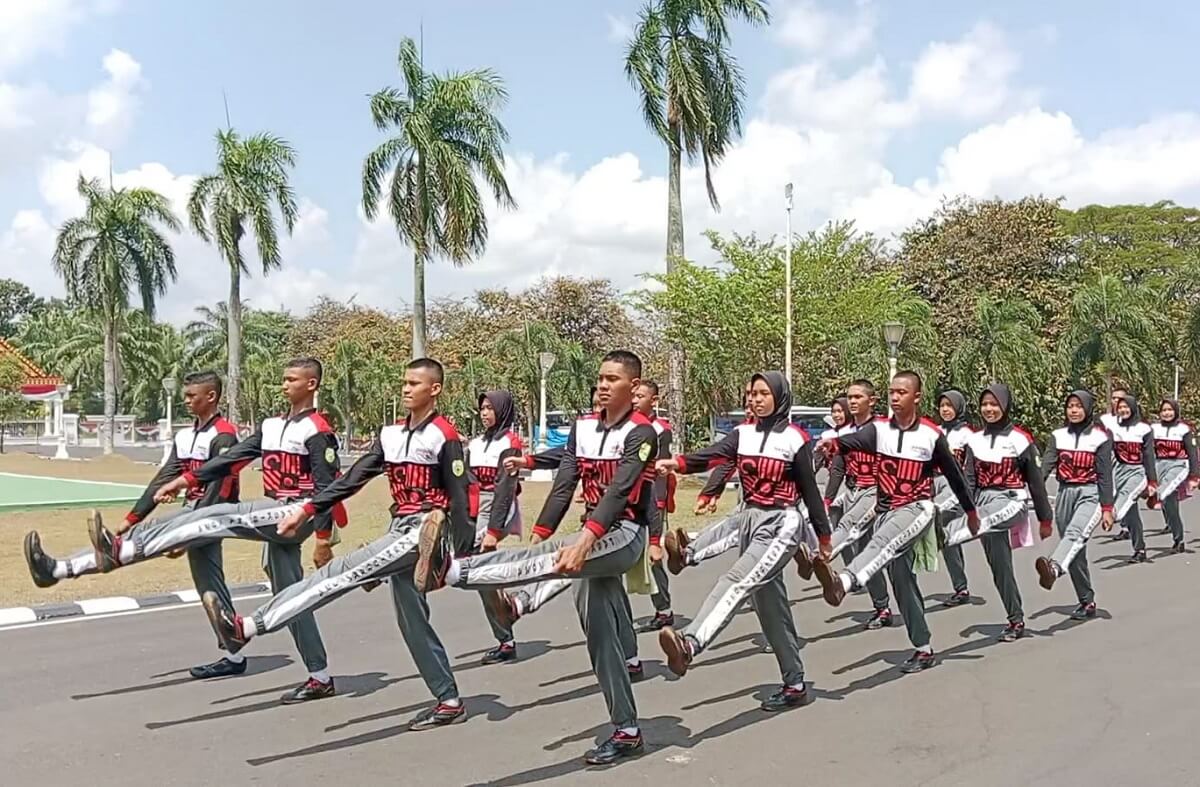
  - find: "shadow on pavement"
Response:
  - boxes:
[455,638,584,662]
[1027,604,1112,637]
[71,654,293,700]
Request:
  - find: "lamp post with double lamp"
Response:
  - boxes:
[161,376,177,464]
[537,351,556,452]
[784,182,794,386]
[53,383,70,460]
[882,321,906,415]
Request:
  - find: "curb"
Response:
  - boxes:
[0,582,271,628]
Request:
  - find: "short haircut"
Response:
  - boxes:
[408,357,445,384]
[639,380,660,396]
[601,349,642,378]
[893,370,923,392]
[849,378,876,397]
[286,356,323,385]
[183,371,222,399]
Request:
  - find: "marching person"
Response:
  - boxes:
[633,380,676,631]
[1148,398,1199,553]
[1108,393,1157,563]
[935,390,977,607]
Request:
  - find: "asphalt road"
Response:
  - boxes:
[4,509,1200,787]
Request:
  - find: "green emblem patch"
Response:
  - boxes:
[452,459,465,477]
[638,442,652,462]
[325,447,336,463]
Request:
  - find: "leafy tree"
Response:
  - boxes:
[0,354,27,453]
[361,36,516,359]
[0,279,45,336]
[52,176,180,453]
[188,129,299,427]
[625,0,770,449]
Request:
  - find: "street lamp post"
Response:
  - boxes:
[537,352,556,452]
[1172,357,1181,400]
[882,321,906,414]
[53,383,70,460]
[161,377,177,464]
[784,183,794,386]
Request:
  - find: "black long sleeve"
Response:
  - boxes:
[1017,441,1053,524]
[194,431,241,509]
[439,436,473,554]
[1185,431,1200,477]
[831,422,878,455]
[962,446,979,502]
[1096,438,1115,508]
[823,453,846,502]
[531,426,581,539]
[699,458,738,499]
[484,446,524,536]
[677,430,739,474]
[188,428,262,485]
[305,431,341,536]
[792,442,831,538]
[1140,429,1158,483]
[126,445,185,524]
[1041,434,1059,482]
[933,435,976,513]
[305,439,385,514]
[530,446,565,470]
[583,424,658,536]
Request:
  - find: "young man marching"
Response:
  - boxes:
[1148,399,1200,552]
[1108,393,1157,563]
[24,371,246,679]
[413,350,657,766]
[202,358,473,730]
[1102,387,1131,540]
[812,371,978,672]
[654,371,830,711]
[935,390,976,607]
[36,360,339,703]
[940,385,1053,641]
[1034,390,1116,620]
[633,380,676,631]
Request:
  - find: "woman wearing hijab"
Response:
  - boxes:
[1149,399,1200,553]
[1107,393,1157,563]
[935,390,976,607]
[941,385,1053,641]
[1034,390,1116,620]
[654,371,830,711]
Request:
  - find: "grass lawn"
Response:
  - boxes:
[0,452,737,608]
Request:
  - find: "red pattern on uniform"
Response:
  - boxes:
[1114,441,1144,465]
[1156,439,1186,460]
[876,456,933,507]
[1056,449,1098,484]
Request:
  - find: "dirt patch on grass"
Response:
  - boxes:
[0,452,735,607]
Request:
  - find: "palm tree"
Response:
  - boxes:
[625,0,769,449]
[949,296,1048,401]
[361,36,516,359]
[52,176,180,453]
[1061,274,1170,399]
[188,129,298,427]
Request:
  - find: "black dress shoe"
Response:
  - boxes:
[408,701,466,730]
[201,591,249,655]
[481,642,517,665]
[189,657,248,679]
[760,685,811,712]
[281,677,335,704]
[1127,550,1147,564]
[24,531,59,588]
[584,730,644,766]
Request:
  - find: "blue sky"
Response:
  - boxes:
[2,0,1199,321]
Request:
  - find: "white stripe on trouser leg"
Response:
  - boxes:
[1114,475,1147,520]
[137,502,299,556]
[852,503,935,587]
[463,526,639,586]
[1058,506,1102,570]
[690,510,800,649]
[945,500,1026,547]
[1157,464,1186,500]
[690,515,740,563]
[257,527,421,632]
[523,578,573,613]
[692,528,740,563]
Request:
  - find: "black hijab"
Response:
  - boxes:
[479,390,516,442]
[979,383,1013,435]
[751,371,792,432]
[1064,389,1096,434]
[938,389,968,429]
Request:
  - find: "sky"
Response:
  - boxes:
[2,0,1200,324]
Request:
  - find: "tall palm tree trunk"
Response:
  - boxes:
[227,268,243,425]
[666,118,686,452]
[101,315,117,455]
[412,250,427,359]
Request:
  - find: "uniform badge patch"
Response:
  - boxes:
[638,442,652,462]
[325,447,336,463]
[452,459,465,477]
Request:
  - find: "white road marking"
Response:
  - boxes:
[0,592,271,633]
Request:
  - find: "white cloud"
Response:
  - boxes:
[908,22,1022,119]
[775,0,876,60]
[0,0,118,76]
[85,49,146,142]
[604,13,633,44]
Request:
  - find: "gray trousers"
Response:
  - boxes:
[683,507,804,685]
[457,523,646,729]
[473,491,518,644]
[934,477,969,594]
[250,513,456,702]
[1048,485,1102,606]
[687,505,743,565]
[123,500,327,672]
[1155,459,1189,542]
[651,560,672,613]
[831,486,890,612]
[945,489,1030,624]
[1114,462,1148,552]
[846,501,937,648]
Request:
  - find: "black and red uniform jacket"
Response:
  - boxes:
[646,414,677,546]
[1152,399,1200,480]
[531,406,658,541]
[468,390,524,540]
[672,372,832,543]
[1041,389,1115,512]
[125,414,241,526]
[183,409,346,538]
[826,413,976,516]
[301,411,473,554]
[823,415,880,505]
[1108,393,1158,483]
[960,383,1053,527]
[696,414,755,508]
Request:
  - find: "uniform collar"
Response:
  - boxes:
[286,407,316,424]
[888,413,922,432]
[192,413,222,432]
[596,405,634,431]
[404,409,439,432]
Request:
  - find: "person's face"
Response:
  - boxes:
[742,383,753,409]
[632,384,658,416]
[1066,396,1086,424]
[831,402,847,427]
[1161,402,1177,422]
[182,383,217,418]
[889,376,919,417]
[846,385,875,419]
[281,366,318,405]
[479,398,496,429]
[748,378,775,418]
[402,367,441,412]
[938,398,958,423]
[979,392,1003,424]
[1116,400,1132,420]
[1110,391,1126,414]
[597,362,636,413]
